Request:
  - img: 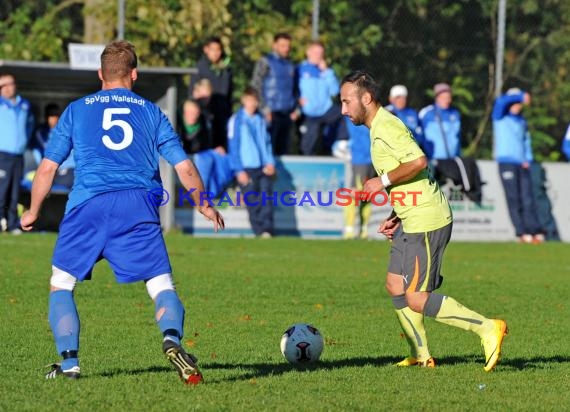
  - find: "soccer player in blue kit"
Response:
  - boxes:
[20,41,224,384]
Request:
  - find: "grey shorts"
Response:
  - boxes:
[350,164,376,188]
[387,223,453,292]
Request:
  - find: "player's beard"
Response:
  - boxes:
[351,103,367,126]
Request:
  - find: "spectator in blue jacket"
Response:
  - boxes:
[251,33,298,155]
[419,83,461,160]
[228,87,276,238]
[297,40,347,155]
[193,146,233,199]
[492,88,543,243]
[562,123,570,160]
[385,84,423,148]
[0,73,34,234]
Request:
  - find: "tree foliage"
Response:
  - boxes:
[0,0,569,160]
[0,0,82,61]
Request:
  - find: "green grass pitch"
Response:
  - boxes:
[1,234,569,411]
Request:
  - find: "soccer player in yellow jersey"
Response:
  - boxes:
[340,71,507,371]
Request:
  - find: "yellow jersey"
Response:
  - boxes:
[370,107,452,233]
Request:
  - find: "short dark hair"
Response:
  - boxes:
[242,86,259,100]
[204,36,223,47]
[100,40,138,82]
[44,103,61,118]
[341,71,380,102]
[274,32,292,42]
[0,73,15,86]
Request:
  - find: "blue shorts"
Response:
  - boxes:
[52,189,172,283]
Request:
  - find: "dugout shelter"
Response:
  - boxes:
[0,59,193,231]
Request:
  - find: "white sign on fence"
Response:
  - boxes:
[174,157,570,242]
[68,43,105,70]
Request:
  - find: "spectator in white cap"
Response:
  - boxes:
[419,82,461,160]
[385,84,423,148]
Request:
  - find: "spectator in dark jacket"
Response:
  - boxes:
[179,99,211,155]
[189,37,233,149]
[251,33,298,155]
[30,103,61,168]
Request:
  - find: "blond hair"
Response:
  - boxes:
[100,40,138,82]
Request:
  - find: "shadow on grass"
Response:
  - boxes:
[205,356,397,382]
[95,356,398,379]
[94,354,570,380]
[206,354,570,382]
[98,365,172,378]
[433,354,570,371]
[499,355,570,371]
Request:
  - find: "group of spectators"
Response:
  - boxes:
[345,82,560,243]
[181,33,351,237]
[180,33,348,159]
[1,32,568,241]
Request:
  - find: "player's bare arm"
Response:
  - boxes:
[363,155,428,193]
[174,159,225,231]
[20,158,60,231]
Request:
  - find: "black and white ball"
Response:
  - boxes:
[280,323,324,364]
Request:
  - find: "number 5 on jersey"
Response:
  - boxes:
[102,108,133,150]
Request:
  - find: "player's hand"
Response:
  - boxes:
[378,215,400,239]
[263,164,275,177]
[200,206,225,232]
[213,146,226,155]
[523,92,531,105]
[20,211,38,231]
[363,177,384,194]
[237,171,250,186]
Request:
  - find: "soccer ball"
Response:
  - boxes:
[280,323,324,364]
[331,139,351,161]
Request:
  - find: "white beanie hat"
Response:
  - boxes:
[389,85,408,98]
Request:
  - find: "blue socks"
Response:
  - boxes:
[48,289,184,370]
[48,290,80,370]
[155,290,185,345]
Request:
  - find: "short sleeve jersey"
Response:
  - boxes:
[45,88,187,214]
[370,107,452,233]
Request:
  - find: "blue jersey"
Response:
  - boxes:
[193,149,233,198]
[345,120,371,166]
[45,88,187,214]
[492,91,533,164]
[227,108,275,174]
[0,95,34,155]
[385,104,423,147]
[419,104,461,160]
[297,61,339,117]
